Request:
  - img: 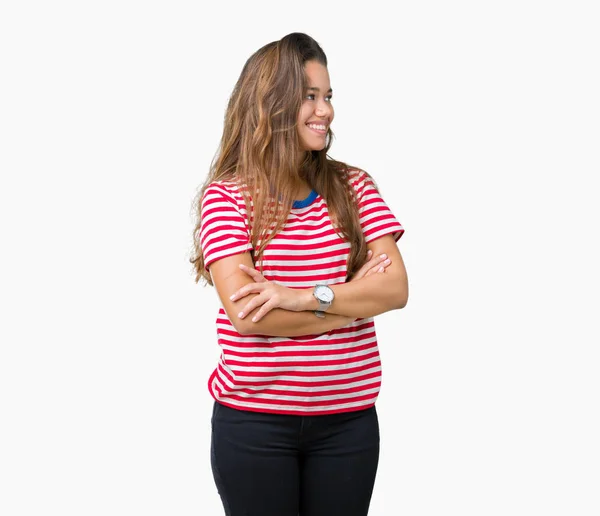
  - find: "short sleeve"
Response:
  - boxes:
[199,184,253,272]
[351,169,405,243]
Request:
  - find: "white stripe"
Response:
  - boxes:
[203,238,251,259]
[253,242,351,257]
[253,266,346,278]
[227,355,381,374]
[258,233,344,249]
[218,330,377,352]
[215,385,380,403]
[201,210,248,229]
[215,320,375,342]
[258,255,349,267]
[227,365,382,383]
[221,345,378,364]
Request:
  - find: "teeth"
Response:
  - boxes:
[307,124,327,131]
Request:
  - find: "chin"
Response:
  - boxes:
[301,145,325,153]
[300,136,327,152]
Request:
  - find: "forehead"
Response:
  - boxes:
[304,61,331,88]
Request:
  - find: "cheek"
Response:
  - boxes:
[298,103,312,124]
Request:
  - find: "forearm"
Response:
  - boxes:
[302,271,408,319]
[239,302,355,337]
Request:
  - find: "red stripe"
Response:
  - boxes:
[224,350,379,368]
[221,361,380,378]
[222,341,377,358]
[219,328,376,345]
[212,398,376,416]
[212,381,381,399]
[216,365,381,388]
[218,391,379,408]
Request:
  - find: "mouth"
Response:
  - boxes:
[306,123,328,135]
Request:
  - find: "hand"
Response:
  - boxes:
[351,250,391,281]
[230,264,308,323]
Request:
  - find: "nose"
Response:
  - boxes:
[315,99,333,119]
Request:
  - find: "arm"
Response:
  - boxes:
[230,238,404,326]
[239,306,354,338]
[304,234,409,318]
[208,250,355,337]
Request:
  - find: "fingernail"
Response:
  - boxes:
[384,259,391,265]
[252,316,257,322]
[230,294,235,300]
[367,250,372,256]
[238,312,244,318]
[380,254,387,259]
[378,266,384,272]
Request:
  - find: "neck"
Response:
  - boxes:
[292,180,312,199]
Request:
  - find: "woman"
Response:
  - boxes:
[191,32,408,516]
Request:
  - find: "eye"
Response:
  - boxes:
[305,94,333,102]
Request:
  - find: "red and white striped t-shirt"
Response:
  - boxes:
[199,167,405,415]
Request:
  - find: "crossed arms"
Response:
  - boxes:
[207,234,408,337]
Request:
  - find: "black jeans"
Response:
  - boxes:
[210,401,380,516]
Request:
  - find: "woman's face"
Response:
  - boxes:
[297,60,334,152]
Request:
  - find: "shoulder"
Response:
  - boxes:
[203,179,242,198]
[200,179,252,224]
[202,179,247,207]
[341,166,378,198]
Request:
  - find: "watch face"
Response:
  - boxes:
[316,285,334,302]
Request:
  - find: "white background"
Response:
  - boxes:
[1,1,599,514]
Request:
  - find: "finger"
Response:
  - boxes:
[363,253,387,269]
[369,256,390,268]
[230,282,264,302]
[250,298,278,323]
[238,264,267,283]
[355,256,379,279]
[237,292,269,319]
[372,253,387,265]
[366,259,391,277]
[354,252,388,280]
[359,251,379,271]
[240,264,267,282]
[365,266,380,277]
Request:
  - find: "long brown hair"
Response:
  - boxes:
[190,32,374,286]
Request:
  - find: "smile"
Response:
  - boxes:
[306,123,328,135]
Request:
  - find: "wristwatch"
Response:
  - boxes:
[313,284,335,318]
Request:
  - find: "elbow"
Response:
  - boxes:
[224,302,255,335]
[390,280,409,310]
[397,295,408,309]
[233,318,266,336]
[233,319,249,335]
[391,295,407,310]
[227,313,249,335]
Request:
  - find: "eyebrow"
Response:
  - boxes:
[307,87,333,93]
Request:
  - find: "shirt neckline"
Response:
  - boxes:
[292,189,318,209]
